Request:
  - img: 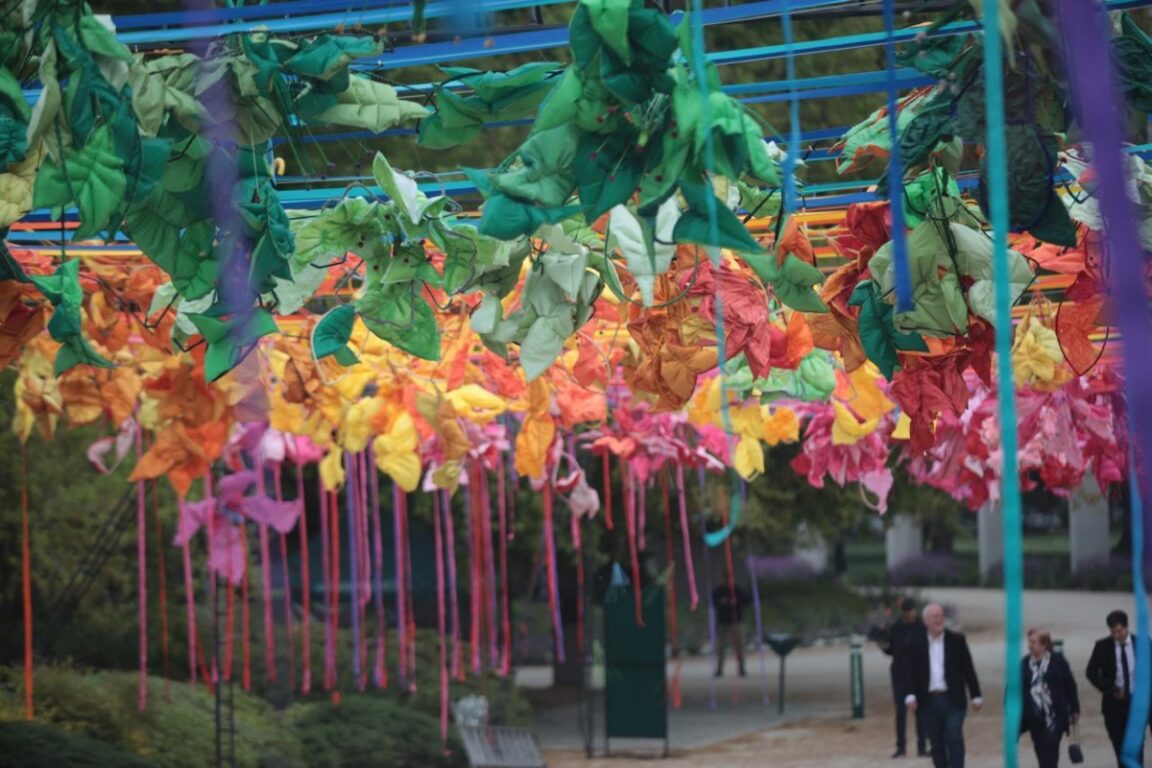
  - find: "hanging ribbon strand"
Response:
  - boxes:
[367,448,387,689]
[296,463,312,694]
[20,446,33,720]
[135,422,148,710]
[983,0,1025,759]
[497,467,512,676]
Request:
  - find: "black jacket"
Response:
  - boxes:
[1019,652,1080,736]
[882,619,927,693]
[1086,635,1137,709]
[905,629,982,711]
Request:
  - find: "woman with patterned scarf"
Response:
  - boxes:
[1019,627,1081,767]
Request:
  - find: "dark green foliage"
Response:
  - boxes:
[4,667,305,768]
[0,721,152,768]
[292,696,466,768]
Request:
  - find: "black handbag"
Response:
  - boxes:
[1067,723,1084,764]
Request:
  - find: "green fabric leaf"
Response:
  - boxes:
[27,259,114,375]
[901,167,966,228]
[357,282,441,361]
[569,4,604,72]
[978,126,1074,247]
[574,128,645,220]
[272,253,329,315]
[672,180,765,254]
[493,123,580,208]
[607,197,678,306]
[1117,13,1152,112]
[187,306,279,382]
[298,75,429,133]
[774,254,829,313]
[294,196,392,268]
[598,6,678,102]
[33,124,126,240]
[894,30,967,77]
[0,67,29,120]
[847,280,928,380]
[170,221,219,301]
[285,34,384,82]
[870,222,969,338]
[416,111,482,149]
[380,241,443,288]
[78,15,133,62]
[580,0,632,64]
[27,42,65,161]
[898,96,954,170]
[468,168,580,239]
[372,152,433,225]
[312,304,360,366]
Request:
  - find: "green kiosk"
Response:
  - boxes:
[602,568,669,757]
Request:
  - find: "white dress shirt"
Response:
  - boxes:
[1116,637,1135,691]
[928,632,947,692]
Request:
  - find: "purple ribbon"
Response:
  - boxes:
[1058,4,1152,762]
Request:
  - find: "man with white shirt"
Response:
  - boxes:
[1086,609,1152,766]
[904,603,983,768]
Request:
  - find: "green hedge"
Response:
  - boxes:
[0,658,524,767]
[0,721,152,768]
[292,696,466,768]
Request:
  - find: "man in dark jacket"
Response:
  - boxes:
[879,597,928,758]
[1085,609,1152,766]
[1019,628,1079,768]
[904,603,983,768]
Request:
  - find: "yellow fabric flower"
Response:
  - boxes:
[733,435,765,480]
[1012,315,1065,388]
[340,396,381,452]
[319,446,345,491]
[892,410,912,441]
[841,364,895,421]
[831,400,880,445]
[446,384,507,424]
[373,411,421,492]
[514,378,555,480]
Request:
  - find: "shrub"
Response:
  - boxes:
[889,554,965,587]
[1066,556,1152,592]
[292,695,466,768]
[0,665,304,768]
[0,721,152,768]
[747,556,819,582]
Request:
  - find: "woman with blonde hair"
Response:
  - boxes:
[1019,627,1080,767]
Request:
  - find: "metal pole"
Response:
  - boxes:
[778,656,786,715]
[850,637,865,719]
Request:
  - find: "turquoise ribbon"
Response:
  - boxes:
[981,2,1025,765]
[1124,445,1151,768]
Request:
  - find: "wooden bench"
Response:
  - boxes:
[456,725,545,768]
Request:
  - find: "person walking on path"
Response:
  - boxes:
[878,597,928,758]
[1086,609,1152,766]
[905,602,983,768]
[713,583,750,677]
[1019,627,1080,768]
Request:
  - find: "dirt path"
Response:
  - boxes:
[535,588,1148,767]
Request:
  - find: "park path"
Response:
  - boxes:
[524,588,1151,767]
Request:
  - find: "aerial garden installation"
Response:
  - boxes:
[2,0,1151,765]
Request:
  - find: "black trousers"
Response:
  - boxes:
[715,623,745,674]
[1103,698,1151,767]
[892,667,926,752]
[1028,726,1062,768]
